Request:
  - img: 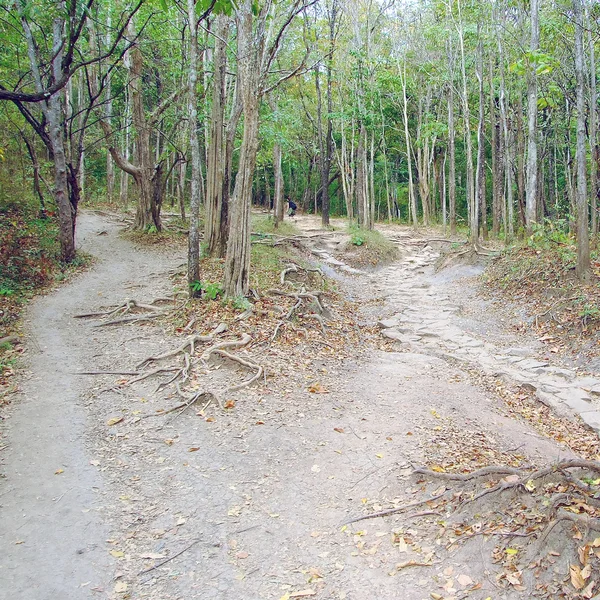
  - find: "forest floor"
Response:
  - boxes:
[2,211,600,600]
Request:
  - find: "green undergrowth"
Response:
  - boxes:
[251,214,300,238]
[0,203,91,380]
[346,224,399,266]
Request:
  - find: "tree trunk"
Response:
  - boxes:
[476,31,486,240]
[273,142,284,225]
[401,60,418,228]
[129,22,157,231]
[224,3,261,297]
[574,0,591,280]
[525,0,540,233]
[187,0,202,297]
[490,54,503,237]
[448,85,456,235]
[20,2,75,262]
[587,4,599,236]
[457,0,475,242]
[205,15,229,255]
[498,11,514,240]
[356,122,368,228]
[516,92,526,229]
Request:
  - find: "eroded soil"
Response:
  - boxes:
[1,212,599,600]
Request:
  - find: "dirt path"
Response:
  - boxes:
[0,212,182,599]
[1,212,597,600]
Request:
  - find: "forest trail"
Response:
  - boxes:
[1,212,598,600]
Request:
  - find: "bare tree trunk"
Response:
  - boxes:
[177,159,186,220]
[356,122,368,228]
[369,131,375,227]
[273,142,284,225]
[119,82,131,206]
[448,85,456,235]
[442,150,447,232]
[574,0,591,280]
[516,92,526,229]
[587,3,599,236]
[224,2,261,297]
[457,0,476,242]
[498,9,514,240]
[401,60,418,228]
[187,0,202,296]
[490,54,502,237]
[476,31,486,240]
[205,15,229,254]
[19,2,75,261]
[525,0,540,233]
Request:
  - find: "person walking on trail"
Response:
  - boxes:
[287,198,297,217]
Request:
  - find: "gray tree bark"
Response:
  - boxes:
[187,0,202,296]
[525,0,540,233]
[574,0,591,280]
[205,15,229,255]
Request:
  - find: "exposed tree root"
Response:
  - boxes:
[210,349,264,392]
[405,459,600,596]
[280,263,324,286]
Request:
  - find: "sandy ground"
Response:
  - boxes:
[0,211,595,600]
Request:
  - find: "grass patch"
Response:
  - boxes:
[251,214,300,238]
[121,223,188,248]
[345,224,399,267]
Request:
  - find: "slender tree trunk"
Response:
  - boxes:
[20,2,75,261]
[119,83,131,206]
[457,0,476,243]
[401,60,418,228]
[490,55,503,237]
[177,159,186,220]
[321,1,337,227]
[448,85,456,235]
[587,4,599,236]
[525,0,540,233]
[356,122,368,228]
[205,15,229,255]
[187,0,202,296]
[515,92,526,229]
[574,0,591,280]
[369,131,375,228]
[498,13,514,240]
[476,31,486,240]
[273,141,284,225]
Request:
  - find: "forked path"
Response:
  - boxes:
[0,213,592,600]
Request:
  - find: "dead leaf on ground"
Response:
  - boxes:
[107,416,124,426]
[308,383,328,393]
[289,591,316,598]
[571,564,586,590]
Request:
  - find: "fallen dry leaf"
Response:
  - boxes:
[571,564,585,591]
[308,383,328,394]
[114,581,128,594]
[457,574,473,587]
[289,591,316,598]
[224,400,235,409]
[333,427,344,433]
[106,416,123,426]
